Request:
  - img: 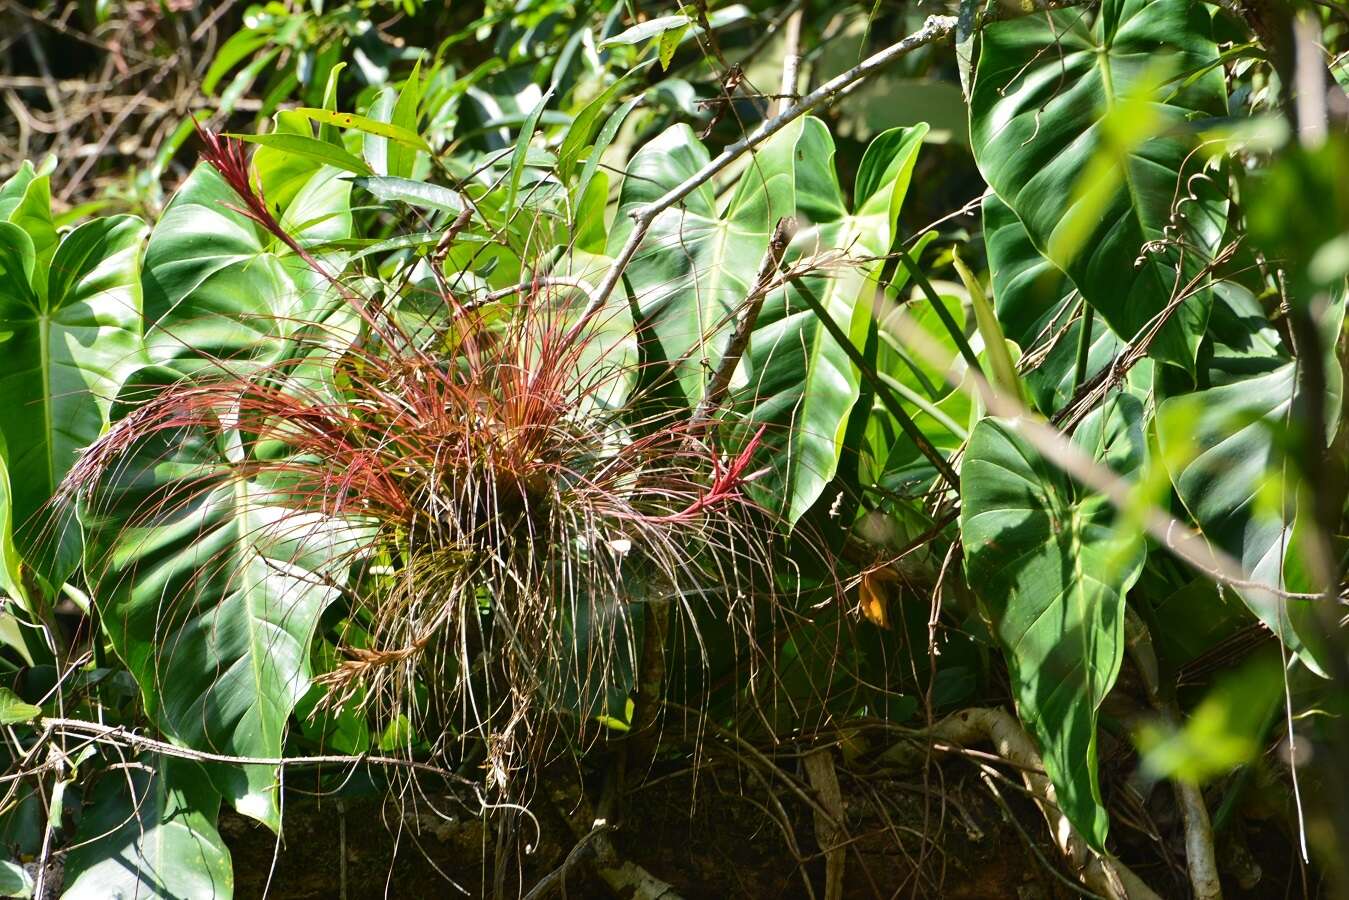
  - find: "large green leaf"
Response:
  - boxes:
[1154,292,1343,671]
[0,214,146,588]
[969,0,1227,370]
[62,758,232,899]
[983,193,1122,414]
[0,164,57,294]
[609,120,800,404]
[83,369,355,829]
[738,121,926,523]
[142,163,351,375]
[961,394,1147,849]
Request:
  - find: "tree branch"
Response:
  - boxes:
[567,0,1089,339]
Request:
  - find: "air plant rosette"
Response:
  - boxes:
[62,127,793,794]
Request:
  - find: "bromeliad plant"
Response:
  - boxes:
[66,128,790,803]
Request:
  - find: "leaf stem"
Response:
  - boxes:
[898,249,984,377]
[789,275,961,492]
[1072,301,1095,394]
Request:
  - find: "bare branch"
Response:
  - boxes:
[568,0,1088,338]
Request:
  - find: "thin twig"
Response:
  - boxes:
[39,717,475,784]
[567,1,1087,340]
[692,216,797,422]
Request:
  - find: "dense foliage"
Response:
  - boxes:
[1,0,1348,897]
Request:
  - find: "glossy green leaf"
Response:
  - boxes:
[352,175,467,215]
[0,214,146,589]
[961,394,1147,849]
[739,120,926,523]
[143,163,350,374]
[1153,278,1343,673]
[1157,362,1338,672]
[62,758,232,899]
[610,120,801,404]
[969,0,1228,370]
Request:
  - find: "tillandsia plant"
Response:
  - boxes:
[63,127,793,797]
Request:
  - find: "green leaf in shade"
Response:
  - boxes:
[0,687,39,725]
[969,0,1228,371]
[738,120,926,523]
[1156,365,1339,673]
[610,119,801,405]
[289,107,432,153]
[982,193,1123,414]
[961,393,1148,850]
[0,215,146,591]
[81,369,362,828]
[142,163,351,375]
[225,132,373,176]
[1154,278,1344,674]
[62,758,232,899]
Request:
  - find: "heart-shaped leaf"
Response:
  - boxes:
[609,120,801,405]
[82,368,357,828]
[961,394,1147,849]
[0,214,146,589]
[969,0,1228,371]
[739,120,926,522]
[983,193,1122,414]
[142,163,350,376]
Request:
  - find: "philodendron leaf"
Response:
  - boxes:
[82,368,358,829]
[609,119,801,405]
[142,163,351,376]
[738,119,926,523]
[0,214,146,591]
[961,393,1148,850]
[62,758,232,899]
[1157,372,1338,673]
[969,0,1228,371]
[982,193,1122,414]
[1155,280,1344,674]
